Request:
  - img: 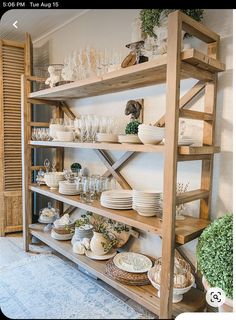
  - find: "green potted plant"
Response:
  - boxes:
[125,120,141,135]
[196,213,233,312]
[140,9,204,38]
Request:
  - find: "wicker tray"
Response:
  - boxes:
[105,257,154,286]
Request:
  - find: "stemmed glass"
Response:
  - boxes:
[44,159,50,173]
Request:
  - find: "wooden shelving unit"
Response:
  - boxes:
[22,11,225,319]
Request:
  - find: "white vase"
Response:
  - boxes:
[90,232,109,255]
[202,276,233,312]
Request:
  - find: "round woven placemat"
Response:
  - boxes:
[105,256,154,286]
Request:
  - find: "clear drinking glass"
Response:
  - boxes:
[81,176,91,203]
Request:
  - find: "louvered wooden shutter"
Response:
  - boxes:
[0,39,25,235]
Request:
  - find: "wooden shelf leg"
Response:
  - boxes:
[200,41,218,219]
[160,11,182,319]
[22,74,32,251]
[55,105,64,213]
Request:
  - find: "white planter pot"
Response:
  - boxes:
[202,276,233,312]
[90,232,109,255]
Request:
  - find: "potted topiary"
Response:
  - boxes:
[140,9,204,38]
[140,9,204,56]
[196,213,233,312]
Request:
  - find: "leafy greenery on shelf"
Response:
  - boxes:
[196,213,233,299]
[125,120,141,135]
[140,9,204,38]
[73,212,130,252]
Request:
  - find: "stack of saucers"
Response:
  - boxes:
[138,124,165,145]
[132,190,163,217]
[59,181,79,195]
[101,190,133,210]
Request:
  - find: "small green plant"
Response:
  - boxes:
[125,120,141,135]
[140,9,204,38]
[196,213,233,299]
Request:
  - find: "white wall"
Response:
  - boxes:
[35,9,233,262]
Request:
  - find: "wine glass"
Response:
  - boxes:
[44,159,50,173]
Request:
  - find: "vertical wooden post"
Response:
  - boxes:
[22,33,33,251]
[160,11,182,319]
[200,41,218,219]
[55,105,64,213]
[22,75,32,251]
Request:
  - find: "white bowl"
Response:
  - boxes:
[56,131,74,142]
[139,124,165,132]
[138,133,164,145]
[44,172,65,189]
[148,267,195,303]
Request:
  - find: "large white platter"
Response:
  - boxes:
[113,252,153,273]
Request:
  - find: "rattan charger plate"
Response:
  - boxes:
[105,257,155,286]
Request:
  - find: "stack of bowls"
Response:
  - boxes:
[56,131,74,142]
[74,224,94,240]
[138,124,165,145]
[132,190,163,217]
[52,216,75,240]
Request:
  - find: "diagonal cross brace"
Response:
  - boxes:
[102,151,136,178]
[94,149,133,190]
[154,80,205,127]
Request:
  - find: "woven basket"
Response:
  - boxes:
[105,257,154,286]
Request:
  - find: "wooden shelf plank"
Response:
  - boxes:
[28,49,224,101]
[29,140,165,153]
[29,141,221,156]
[176,189,209,205]
[179,146,220,155]
[29,226,206,317]
[29,185,210,244]
[182,49,225,72]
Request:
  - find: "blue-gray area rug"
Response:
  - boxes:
[0,254,151,319]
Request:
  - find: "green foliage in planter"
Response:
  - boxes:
[125,120,141,135]
[140,9,204,38]
[196,213,233,299]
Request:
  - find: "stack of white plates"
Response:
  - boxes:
[133,190,163,217]
[59,181,79,195]
[96,133,118,143]
[51,228,72,240]
[118,134,142,144]
[138,124,165,145]
[101,190,133,210]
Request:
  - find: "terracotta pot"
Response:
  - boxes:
[202,276,233,312]
[90,232,109,255]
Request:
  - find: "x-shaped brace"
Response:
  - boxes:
[94,149,136,190]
